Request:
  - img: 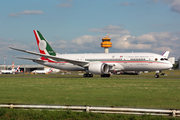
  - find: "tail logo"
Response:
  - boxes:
[39,40,47,51]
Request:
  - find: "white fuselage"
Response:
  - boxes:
[0,69,16,74]
[34,52,172,72]
[31,68,53,74]
[31,70,48,74]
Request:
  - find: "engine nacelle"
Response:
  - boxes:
[88,63,109,74]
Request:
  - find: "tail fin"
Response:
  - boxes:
[15,66,20,73]
[48,68,53,73]
[33,30,56,56]
[162,51,170,58]
[12,62,14,71]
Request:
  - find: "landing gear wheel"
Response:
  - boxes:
[154,74,159,78]
[83,74,87,77]
[101,74,110,77]
[83,73,93,78]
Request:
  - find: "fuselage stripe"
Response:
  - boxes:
[43,59,168,64]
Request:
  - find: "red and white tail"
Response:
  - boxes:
[12,62,14,71]
[48,68,53,73]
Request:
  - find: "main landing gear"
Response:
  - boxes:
[101,74,110,77]
[83,73,111,78]
[83,73,93,77]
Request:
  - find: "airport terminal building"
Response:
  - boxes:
[0,64,44,73]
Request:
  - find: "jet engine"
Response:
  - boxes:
[88,63,109,74]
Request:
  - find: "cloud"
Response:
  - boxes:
[169,0,180,13]
[152,47,172,53]
[110,34,151,50]
[19,10,44,15]
[89,25,130,34]
[148,0,180,14]
[136,34,156,44]
[69,34,151,50]
[51,35,103,53]
[134,31,180,54]
[8,10,44,17]
[58,0,73,8]
[120,2,134,5]
[136,31,178,44]
[9,13,19,17]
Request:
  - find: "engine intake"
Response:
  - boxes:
[88,63,109,74]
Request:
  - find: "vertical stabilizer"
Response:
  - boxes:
[162,51,170,58]
[48,68,53,73]
[15,66,20,73]
[12,62,14,71]
[33,30,56,56]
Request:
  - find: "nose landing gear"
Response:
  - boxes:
[154,74,159,78]
[154,70,161,78]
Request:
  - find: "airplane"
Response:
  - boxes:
[0,63,20,74]
[31,68,53,74]
[9,30,173,78]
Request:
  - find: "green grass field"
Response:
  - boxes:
[0,70,180,109]
[1,108,178,120]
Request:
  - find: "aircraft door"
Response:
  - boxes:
[123,58,130,70]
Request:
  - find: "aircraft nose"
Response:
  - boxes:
[168,63,173,69]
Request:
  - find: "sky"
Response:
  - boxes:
[0,0,180,65]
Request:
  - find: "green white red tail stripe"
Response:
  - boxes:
[33,30,56,56]
[33,30,56,61]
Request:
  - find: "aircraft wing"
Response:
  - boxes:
[10,47,89,67]
[17,57,44,62]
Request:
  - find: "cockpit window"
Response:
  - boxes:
[160,58,168,61]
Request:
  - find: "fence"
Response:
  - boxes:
[0,103,180,117]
